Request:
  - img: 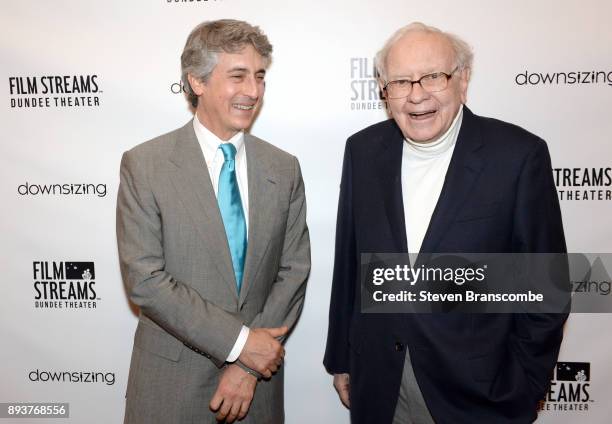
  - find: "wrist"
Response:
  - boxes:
[234,361,263,380]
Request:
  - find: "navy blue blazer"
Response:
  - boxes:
[323,107,567,424]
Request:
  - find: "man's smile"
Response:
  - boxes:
[408,109,437,120]
[233,103,255,110]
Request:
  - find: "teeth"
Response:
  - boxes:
[410,111,434,117]
[233,104,254,110]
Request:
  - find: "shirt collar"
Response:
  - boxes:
[192,114,245,166]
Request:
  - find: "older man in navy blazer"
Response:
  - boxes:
[324,22,567,424]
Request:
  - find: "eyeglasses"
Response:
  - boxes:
[383,67,459,99]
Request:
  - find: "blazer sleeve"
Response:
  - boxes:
[323,140,357,374]
[117,150,243,366]
[510,138,569,402]
[247,156,311,335]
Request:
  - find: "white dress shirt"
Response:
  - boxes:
[401,106,464,255]
[193,116,250,363]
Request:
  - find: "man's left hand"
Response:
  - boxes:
[209,364,257,423]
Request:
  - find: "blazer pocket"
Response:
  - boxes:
[134,321,183,362]
[454,201,500,223]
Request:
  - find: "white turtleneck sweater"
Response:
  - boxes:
[401,106,464,254]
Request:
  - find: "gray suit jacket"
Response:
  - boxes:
[117,121,310,423]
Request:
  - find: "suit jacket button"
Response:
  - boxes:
[395,342,404,352]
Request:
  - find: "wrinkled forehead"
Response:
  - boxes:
[386,32,456,77]
[215,44,269,69]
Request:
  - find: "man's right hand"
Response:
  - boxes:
[333,373,350,408]
[238,326,288,378]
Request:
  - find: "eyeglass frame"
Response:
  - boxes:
[382,66,460,99]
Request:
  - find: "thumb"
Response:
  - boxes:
[265,326,289,338]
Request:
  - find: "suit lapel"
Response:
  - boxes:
[419,107,485,254]
[168,121,238,298]
[239,134,279,306]
[377,122,409,253]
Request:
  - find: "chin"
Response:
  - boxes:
[406,131,435,143]
[410,124,445,142]
[230,120,252,131]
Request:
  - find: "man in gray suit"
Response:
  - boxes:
[117,19,310,423]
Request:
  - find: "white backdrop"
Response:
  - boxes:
[2,0,611,422]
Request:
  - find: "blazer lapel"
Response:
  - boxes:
[419,107,485,254]
[168,121,238,298]
[377,122,409,253]
[239,134,279,306]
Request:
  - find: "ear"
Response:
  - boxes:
[187,73,206,96]
[378,78,387,99]
[459,68,470,104]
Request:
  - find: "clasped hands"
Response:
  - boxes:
[210,326,287,422]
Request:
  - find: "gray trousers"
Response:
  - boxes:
[392,349,435,424]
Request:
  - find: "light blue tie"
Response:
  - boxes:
[217,143,247,292]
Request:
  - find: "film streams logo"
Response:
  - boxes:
[554,167,612,201]
[33,261,99,309]
[8,75,101,109]
[18,182,107,197]
[350,58,386,111]
[539,362,593,412]
[516,70,612,87]
[29,369,115,385]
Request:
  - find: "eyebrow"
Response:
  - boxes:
[389,69,440,80]
[227,67,266,75]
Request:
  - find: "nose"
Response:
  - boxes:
[407,81,429,103]
[242,75,260,99]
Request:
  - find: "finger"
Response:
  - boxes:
[251,362,270,376]
[225,400,241,423]
[216,400,231,422]
[238,398,252,420]
[272,345,284,362]
[262,368,272,379]
[209,392,223,412]
[266,326,288,338]
[339,388,350,408]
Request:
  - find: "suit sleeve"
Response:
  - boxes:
[247,156,311,335]
[117,150,243,366]
[510,138,569,402]
[323,140,356,374]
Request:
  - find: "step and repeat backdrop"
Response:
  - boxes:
[2,0,611,422]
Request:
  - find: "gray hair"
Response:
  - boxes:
[181,19,273,107]
[375,22,473,82]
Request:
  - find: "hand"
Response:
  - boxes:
[209,364,257,423]
[238,326,287,378]
[333,373,350,408]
